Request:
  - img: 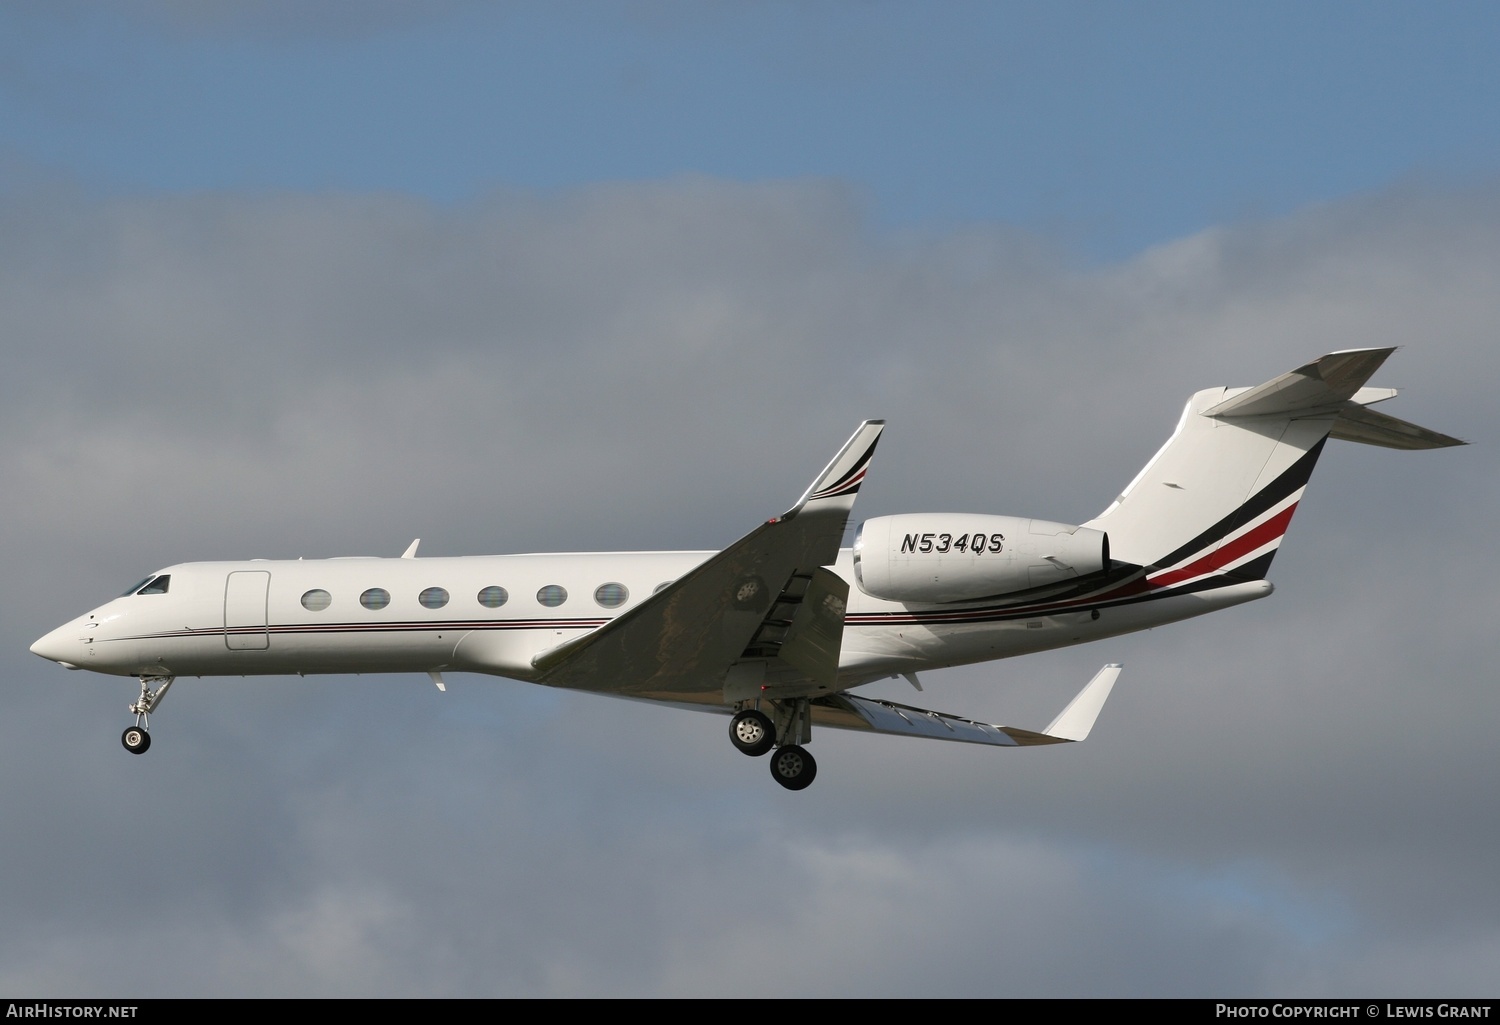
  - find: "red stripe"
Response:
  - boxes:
[1148,502,1299,588]
[814,467,866,498]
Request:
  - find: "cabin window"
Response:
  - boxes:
[136,575,170,595]
[594,582,628,608]
[477,586,509,608]
[537,584,567,607]
[419,587,449,610]
[360,587,391,611]
[301,589,332,612]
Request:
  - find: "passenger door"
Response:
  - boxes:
[224,570,271,650]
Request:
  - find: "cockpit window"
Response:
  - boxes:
[136,575,170,595]
[123,575,170,596]
[121,577,154,597]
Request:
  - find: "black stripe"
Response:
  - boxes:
[816,455,871,496]
[1151,436,1327,571]
[814,433,881,497]
[1221,549,1277,583]
[121,619,610,642]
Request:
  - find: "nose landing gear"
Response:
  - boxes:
[122,675,174,755]
[121,725,150,754]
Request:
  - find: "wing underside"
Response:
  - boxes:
[807,663,1121,747]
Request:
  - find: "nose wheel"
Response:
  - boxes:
[122,675,174,756]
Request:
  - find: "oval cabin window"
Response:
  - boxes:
[594,582,628,608]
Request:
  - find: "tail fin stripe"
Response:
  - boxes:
[1149,437,1327,572]
[1148,501,1300,588]
[1149,482,1304,577]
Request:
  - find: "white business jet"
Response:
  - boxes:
[31,348,1462,790]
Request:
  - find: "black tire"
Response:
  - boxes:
[769,745,817,790]
[729,709,776,757]
[121,727,151,754]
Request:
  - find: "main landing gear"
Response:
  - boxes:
[768,744,817,791]
[122,675,174,755]
[729,700,819,791]
[728,708,776,757]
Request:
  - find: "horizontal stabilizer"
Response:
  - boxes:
[808,664,1121,748]
[1203,348,1395,418]
[1330,403,1467,450]
[1202,347,1465,448]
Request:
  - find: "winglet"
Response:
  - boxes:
[1041,663,1122,742]
[788,420,885,516]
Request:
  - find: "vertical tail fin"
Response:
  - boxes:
[1086,349,1462,586]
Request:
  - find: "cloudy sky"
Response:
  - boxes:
[2,1,1497,997]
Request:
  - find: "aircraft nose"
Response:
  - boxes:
[30,624,82,669]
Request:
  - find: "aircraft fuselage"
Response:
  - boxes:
[32,549,1267,695]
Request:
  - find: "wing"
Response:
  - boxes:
[530,421,885,706]
[806,664,1121,747]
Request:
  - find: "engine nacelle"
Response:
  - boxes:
[853,514,1110,604]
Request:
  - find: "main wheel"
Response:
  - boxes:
[121,726,151,754]
[769,745,817,790]
[729,709,776,757]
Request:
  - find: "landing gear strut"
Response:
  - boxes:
[122,675,174,755]
[766,697,820,791]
